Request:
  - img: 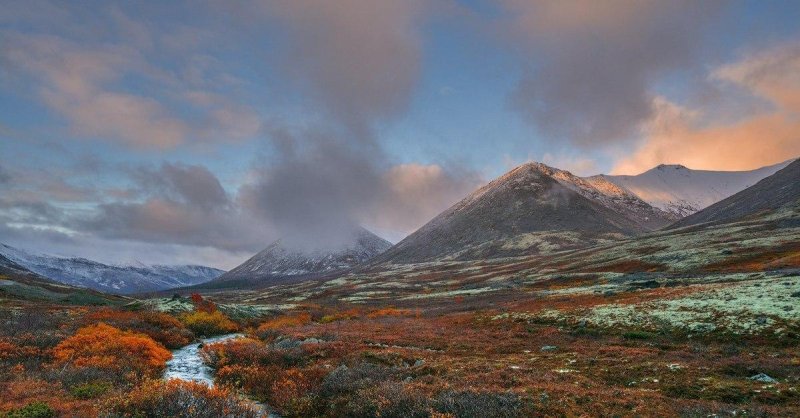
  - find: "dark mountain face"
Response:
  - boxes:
[212,227,392,286]
[375,162,668,264]
[669,158,800,229]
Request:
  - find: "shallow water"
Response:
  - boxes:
[164,333,278,417]
[163,333,243,386]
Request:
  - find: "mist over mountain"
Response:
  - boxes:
[212,227,392,286]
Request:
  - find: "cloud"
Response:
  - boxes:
[613,42,800,174]
[132,163,230,210]
[0,165,11,184]
[241,131,383,250]
[713,42,800,113]
[227,1,438,250]
[80,163,271,252]
[367,163,483,238]
[502,0,724,146]
[260,0,427,139]
[2,10,261,150]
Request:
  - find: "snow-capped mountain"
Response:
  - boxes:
[0,243,224,294]
[213,227,392,285]
[670,158,800,229]
[376,162,672,264]
[601,160,791,218]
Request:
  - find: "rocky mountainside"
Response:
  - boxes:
[669,158,800,229]
[212,227,392,285]
[602,160,791,217]
[0,243,224,294]
[376,162,670,264]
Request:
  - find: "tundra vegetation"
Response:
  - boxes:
[1,210,799,416]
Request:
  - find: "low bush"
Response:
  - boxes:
[51,323,172,379]
[3,401,55,418]
[179,311,238,337]
[256,312,312,338]
[103,379,260,418]
[86,309,193,349]
[68,381,111,400]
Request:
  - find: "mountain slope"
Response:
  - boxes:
[0,244,224,294]
[0,254,126,305]
[669,158,800,229]
[376,162,666,264]
[602,160,791,217]
[212,227,392,286]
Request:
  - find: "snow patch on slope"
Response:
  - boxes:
[0,243,224,294]
[603,161,791,217]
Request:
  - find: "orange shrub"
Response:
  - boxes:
[216,364,282,401]
[179,310,238,337]
[104,379,260,418]
[85,308,192,349]
[256,312,312,333]
[269,367,326,412]
[366,307,415,319]
[319,308,361,323]
[51,323,171,378]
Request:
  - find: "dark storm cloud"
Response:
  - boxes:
[502,0,726,146]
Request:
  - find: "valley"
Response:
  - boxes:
[2,159,799,417]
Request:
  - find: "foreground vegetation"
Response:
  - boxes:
[0,295,257,417]
[2,210,799,416]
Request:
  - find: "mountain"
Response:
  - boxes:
[601,160,791,218]
[0,243,224,294]
[212,227,392,286]
[0,253,126,305]
[669,158,800,229]
[376,162,670,264]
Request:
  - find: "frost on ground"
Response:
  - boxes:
[498,275,800,335]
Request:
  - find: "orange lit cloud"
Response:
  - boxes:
[613,42,800,174]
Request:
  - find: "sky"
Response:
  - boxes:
[1,0,800,269]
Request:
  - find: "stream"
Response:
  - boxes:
[164,333,277,417]
[163,333,243,385]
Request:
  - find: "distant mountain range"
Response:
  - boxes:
[601,160,791,218]
[4,159,792,293]
[0,244,224,294]
[0,253,126,304]
[210,227,392,287]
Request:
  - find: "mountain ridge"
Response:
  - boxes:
[603,160,791,217]
[0,243,224,294]
[374,162,666,264]
[212,227,392,286]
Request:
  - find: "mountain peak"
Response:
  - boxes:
[213,227,391,286]
[654,164,689,171]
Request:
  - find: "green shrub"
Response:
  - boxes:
[4,402,55,418]
[622,330,658,340]
[69,381,112,399]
